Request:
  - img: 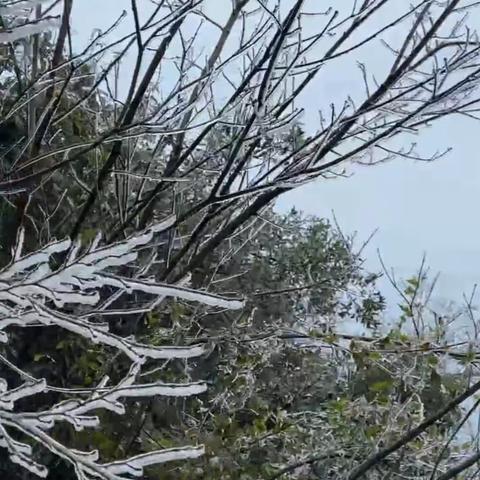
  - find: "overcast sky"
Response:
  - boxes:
[71,0,480,311]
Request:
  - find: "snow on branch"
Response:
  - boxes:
[0,216,244,478]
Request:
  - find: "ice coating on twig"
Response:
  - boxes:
[0,218,243,478]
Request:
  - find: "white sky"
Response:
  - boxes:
[71,0,480,311]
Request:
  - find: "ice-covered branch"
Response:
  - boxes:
[0,1,60,44]
[0,217,243,478]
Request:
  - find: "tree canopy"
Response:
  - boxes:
[1,1,480,479]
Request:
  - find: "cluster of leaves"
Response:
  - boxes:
[134,218,479,480]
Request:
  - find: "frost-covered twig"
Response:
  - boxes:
[0,217,243,478]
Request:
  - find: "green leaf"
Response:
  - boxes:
[427,355,439,366]
[146,312,160,327]
[80,228,98,245]
[370,379,393,393]
[406,277,420,288]
[253,417,267,435]
[308,329,323,338]
[324,334,338,344]
[171,302,186,322]
[368,351,382,361]
[330,398,349,413]
[365,425,382,439]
